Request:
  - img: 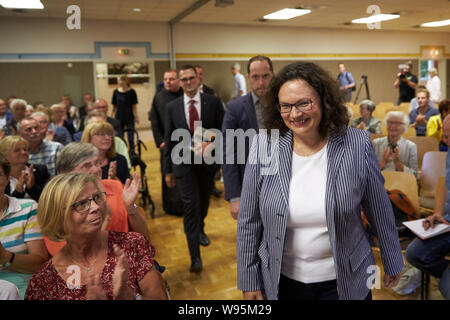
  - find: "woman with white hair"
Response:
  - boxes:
[372,111,418,177]
[50,103,75,140]
[351,99,382,134]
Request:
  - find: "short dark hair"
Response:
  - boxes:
[179,65,197,76]
[247,55,273,74]
[439,99,450,116]
[263,61,349,138]
[0,153,11,176]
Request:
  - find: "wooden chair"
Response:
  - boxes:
[370,134,386,141]
[402,126,417,139]
[419,151,446,214]
[407,136,439,169]
[382,171,420,215]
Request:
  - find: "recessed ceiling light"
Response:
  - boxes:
[133,8,141,12]
[352,14,400,24]
[421,19,450,27]
[263,8,311,20]
[0,0,44,9]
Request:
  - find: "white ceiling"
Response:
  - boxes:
[0,0,449,32]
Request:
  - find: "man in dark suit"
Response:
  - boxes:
[222,55,274,219]
[195,65,215,96]
[149,68,184,216]
[163,65,225,273]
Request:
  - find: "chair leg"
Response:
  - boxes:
[425,273,430,300]
[421,271,425,300]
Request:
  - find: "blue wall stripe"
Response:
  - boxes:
[0,41,170,60]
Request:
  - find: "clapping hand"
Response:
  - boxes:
[108,161,117,180]
[112,244,134,300]
[123,172,140,207]
[86,273,107,300]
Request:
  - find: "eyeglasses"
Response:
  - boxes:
[180,76,197,83]
[386,121,404,126]
[71,192,107,213]
[276,99,313,114]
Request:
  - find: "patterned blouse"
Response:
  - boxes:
[24,231,155,300]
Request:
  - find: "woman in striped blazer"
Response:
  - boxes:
[237,62,404,300]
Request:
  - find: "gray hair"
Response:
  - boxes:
[56,142,99,174]
[359,99,376,113]
[10,99,27,110]
[50,103,65,110]
[384,111,409,135]
[232,63,241,71]
[30,111,50,122]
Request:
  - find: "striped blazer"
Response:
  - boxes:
[237,127,404,300]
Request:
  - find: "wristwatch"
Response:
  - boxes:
[127,203,139,216]
[1,252,15,268]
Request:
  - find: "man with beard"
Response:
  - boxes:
[222,55,274,219]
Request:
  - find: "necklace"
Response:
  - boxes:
[65,237,105,273]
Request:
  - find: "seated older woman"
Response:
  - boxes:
[25,173,167,300]
[351,99,382,134]
[0,136,51,201]
[81,122,130,184]
[0,154,49,299]
[44,142,149,257]
[372,111,418,177]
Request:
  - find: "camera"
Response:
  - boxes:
[399,72,406,79]
[388,140,397,151]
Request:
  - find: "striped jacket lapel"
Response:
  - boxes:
[278,131,293,208]
[325,132,345,254]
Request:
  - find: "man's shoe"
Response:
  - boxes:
[190,258,203,273]
[199,233,210,246]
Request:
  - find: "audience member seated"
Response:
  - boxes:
[0,154,49,299]
[0,279,21,300]
[0,98,13,134]
[5,99,27,136]
[24,105,34,118]
[81,122,130,184]
[73,111,131,169]
[18,117,63,177]
[44,142,150,256]
[30,111,72,146]
[402,115,450,299]
[93,99,122,137]
[409,89,439,136]
[409,85,434,113]
[50,104,76,140]
[25,173,167,300]
[0,136,50,201]
[373,111,418,177]
[351,99,382,134]
[427,99,450,152]
[60,95,81,132]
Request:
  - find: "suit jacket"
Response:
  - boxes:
[202,84,215,96]
[221,93,259,201]
[163,93,225,176]
[237,127,404,300]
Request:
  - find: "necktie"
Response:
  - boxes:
[189,100,199,135]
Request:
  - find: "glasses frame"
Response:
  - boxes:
[276,99,314,114]
[180,76,197,83]
[70,192,107,213]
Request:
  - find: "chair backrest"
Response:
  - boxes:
[370,134,386,141]
[407,136,439,168]
[402,126,417,139]
[420,151,447,197]
[434,176,445,207]
[382,171,420,214]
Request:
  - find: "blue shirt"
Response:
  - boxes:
[409,106,439,136]
[337,72,355,94]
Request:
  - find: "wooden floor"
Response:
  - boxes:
[136,129,444,300]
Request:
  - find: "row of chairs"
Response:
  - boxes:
[348,101,410,121]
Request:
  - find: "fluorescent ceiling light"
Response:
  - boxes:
[421,19,450,27]
[0,0,44,9]
[264,8,311,20]
[133,8,141,12]
[352,14,400,24]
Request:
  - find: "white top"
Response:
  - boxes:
[183,90,201,131]
[0,115,6,129]
[233,73,247,98]
[426,75,441,103]
[281,143,336,283]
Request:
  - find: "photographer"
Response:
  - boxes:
[394,61,418,105]
[372,111,418,178]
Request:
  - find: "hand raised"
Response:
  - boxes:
[108,161,117,180]
[123,172,140,207]
[86,273,107,300]
[112,244,134,300]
